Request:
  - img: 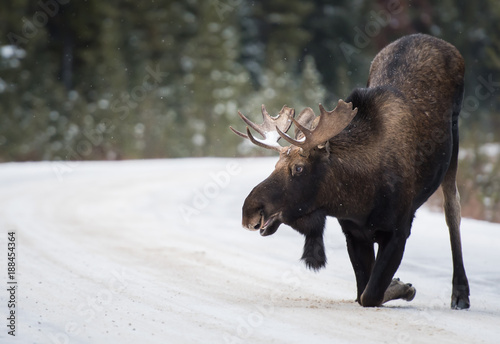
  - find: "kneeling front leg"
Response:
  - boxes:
[360,231,410,307]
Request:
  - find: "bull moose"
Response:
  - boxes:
[230,34,470,309]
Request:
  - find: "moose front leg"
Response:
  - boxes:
[344,233,414,306]
[341,223,375,303]
[360,231,410,307]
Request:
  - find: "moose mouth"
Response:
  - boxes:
[258,213,282,236]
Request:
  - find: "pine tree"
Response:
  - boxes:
[0,1,68,161]
[174,0,252,157]
[298,55,326,109]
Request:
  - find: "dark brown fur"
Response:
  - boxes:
[238,34,470,308]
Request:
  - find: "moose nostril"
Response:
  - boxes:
[252,208,264,230]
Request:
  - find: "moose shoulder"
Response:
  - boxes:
[230,34,470,309]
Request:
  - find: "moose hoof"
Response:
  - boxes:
[383,278,416,304]
[402,284,416,302]
[451,294,470,310]
[451,283,470,309]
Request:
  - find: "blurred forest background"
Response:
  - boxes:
[0,0,499,221]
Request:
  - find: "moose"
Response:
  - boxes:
[230,34,470,309]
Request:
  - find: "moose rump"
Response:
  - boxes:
[230,34,470,309]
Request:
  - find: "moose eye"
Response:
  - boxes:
[293,165,304,175]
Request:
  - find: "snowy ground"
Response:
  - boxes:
[0,157,499,344]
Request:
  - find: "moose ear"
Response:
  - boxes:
[294,107,318,139]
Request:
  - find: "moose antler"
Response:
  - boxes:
[230,105,295,151]
[277,100,357,152]
[294,107,318,140]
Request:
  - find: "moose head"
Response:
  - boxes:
[230,101,358,269]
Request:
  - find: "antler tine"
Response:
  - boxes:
[276,117,311,146]
[229,105,295,151]
[261,104,271,120]
[277,100,358,152]
[319,103,329,117]
[294,107,317,139]
[237,111,265,137]
[246,127,282,152]
[229,125,248,139]
[259,104,294,134]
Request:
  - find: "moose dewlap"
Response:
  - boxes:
[230,34,470,309]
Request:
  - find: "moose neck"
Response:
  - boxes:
[318,151,378,223]
[316,96,386,222]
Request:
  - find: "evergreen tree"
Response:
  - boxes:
[298,55,326,108]
[1,0,500,161]
[172,0,252,157]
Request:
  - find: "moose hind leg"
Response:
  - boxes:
[442,170,470,309]
[441,112,470,309]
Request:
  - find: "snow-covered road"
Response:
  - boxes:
[0,158,499,343]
